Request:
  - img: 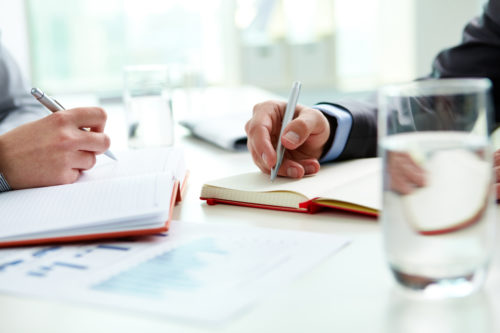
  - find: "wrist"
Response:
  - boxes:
[319,112,336,160]
[313,103,353,163]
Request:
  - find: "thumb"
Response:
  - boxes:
[281,109,323,150]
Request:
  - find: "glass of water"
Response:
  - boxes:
[123,64,174,148]
[378,78,496,298]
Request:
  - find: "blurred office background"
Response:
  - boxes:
[0,0,487,104]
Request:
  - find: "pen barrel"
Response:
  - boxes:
[39,96,65,112]
[270,81,302,181]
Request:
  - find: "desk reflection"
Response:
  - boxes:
[383,289,495,333]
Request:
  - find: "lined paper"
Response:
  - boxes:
[0,147,185,242]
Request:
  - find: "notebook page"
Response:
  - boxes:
[203,184,307,208]
[204,158,380,201]
[78,147,186,185]
[317,169,381,210]
[0,173,174,240]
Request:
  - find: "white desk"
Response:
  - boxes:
[1,90,499,333]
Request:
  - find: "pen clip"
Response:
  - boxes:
[53,99,66,111]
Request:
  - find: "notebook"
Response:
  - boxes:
[0,147,187,247]
[201,158,381,216]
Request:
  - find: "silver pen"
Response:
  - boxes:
[31,88,117,161]
[270,81,302,181]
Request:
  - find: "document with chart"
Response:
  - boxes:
[0,221,349,322]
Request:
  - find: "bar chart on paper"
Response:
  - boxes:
[0,221,349,322]
[93,237,229,297]
[0,236,162,282]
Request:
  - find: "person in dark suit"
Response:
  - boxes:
[245,0,500,197]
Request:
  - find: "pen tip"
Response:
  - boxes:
[105,151,118,161]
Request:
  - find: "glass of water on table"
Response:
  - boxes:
[378,78,496,298]
[123,64,174,148]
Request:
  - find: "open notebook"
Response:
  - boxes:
[201,158,381,216]
[0,147,187,247]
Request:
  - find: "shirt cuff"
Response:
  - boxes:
[313,104,353,163]
[0,173,12,192]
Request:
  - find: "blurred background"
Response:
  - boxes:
[0,0,487,105]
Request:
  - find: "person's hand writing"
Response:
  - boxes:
[245,100,330,179]
[0,107,110,189]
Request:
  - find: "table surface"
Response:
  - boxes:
[1,88,500,333]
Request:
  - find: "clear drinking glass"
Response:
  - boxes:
[123,64,174,148]
[378,78,497,297]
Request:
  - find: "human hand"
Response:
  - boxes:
[245,100,330,179]
[386,151,426,195]
[0,107,110,189]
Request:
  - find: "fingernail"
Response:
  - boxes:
[262,153,269,167]
[284,131,300,145]
[287,167,298,178]
[305,165,316,174]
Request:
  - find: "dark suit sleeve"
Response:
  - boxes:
[318,99,378,160]
[432,0,500,123]
[320,0,500,161]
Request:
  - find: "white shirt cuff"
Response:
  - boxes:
[313,104,353,163]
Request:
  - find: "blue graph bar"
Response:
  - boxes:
[27,261,88,278]
[27,266,52,278]
[92,237,227,298]
[74,249,93,258]
[32,246,61,257]
[0,259,24,271]
[97,245,131,251]
[53,262,87,270]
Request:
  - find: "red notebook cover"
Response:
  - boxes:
[201,196,378,217]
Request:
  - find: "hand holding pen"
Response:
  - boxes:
[245,82,331,180]
[31,88,117,160]
[0,90,111,189]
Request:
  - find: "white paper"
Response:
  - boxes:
[0,221,350,323]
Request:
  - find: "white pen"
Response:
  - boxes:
[270,81,302,182]
[31,87,117,161]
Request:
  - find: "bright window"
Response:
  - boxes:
[27,0,226,94]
